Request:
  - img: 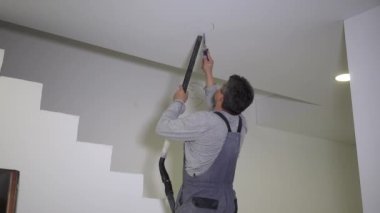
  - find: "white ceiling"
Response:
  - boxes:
[1,0,379,143]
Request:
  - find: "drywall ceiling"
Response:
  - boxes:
[1,0,379,143]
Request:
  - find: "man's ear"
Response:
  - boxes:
[218,93,224,103]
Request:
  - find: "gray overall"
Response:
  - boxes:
[175,112,242,213]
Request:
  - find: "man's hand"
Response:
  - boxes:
[202,51,214,75]
[202,51,215,87]
[173,85,188,103]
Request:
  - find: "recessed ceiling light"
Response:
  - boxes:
[335,73,350,82]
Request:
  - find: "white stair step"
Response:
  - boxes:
[0,76,164,212]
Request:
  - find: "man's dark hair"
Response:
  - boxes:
[222,75,254,115]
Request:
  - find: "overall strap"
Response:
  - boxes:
[237,116,243,133]
[214,112,242,133]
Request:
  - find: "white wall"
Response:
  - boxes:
[0,48,4,70]
[236,121,362,213]
[234,93,362,212]
[345,6,380,213]
[0,23,362,213]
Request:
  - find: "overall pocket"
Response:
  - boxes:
[192,197,219,210]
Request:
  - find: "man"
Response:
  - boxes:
[156,51,254,212]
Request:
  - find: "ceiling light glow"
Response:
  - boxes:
[335,73,350,82]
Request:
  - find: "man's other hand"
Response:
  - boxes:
[173,85,188,103]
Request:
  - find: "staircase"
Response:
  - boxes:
[0,76,165,213]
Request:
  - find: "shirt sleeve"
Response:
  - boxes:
[156,84,218,142]
[156,102,212,142]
